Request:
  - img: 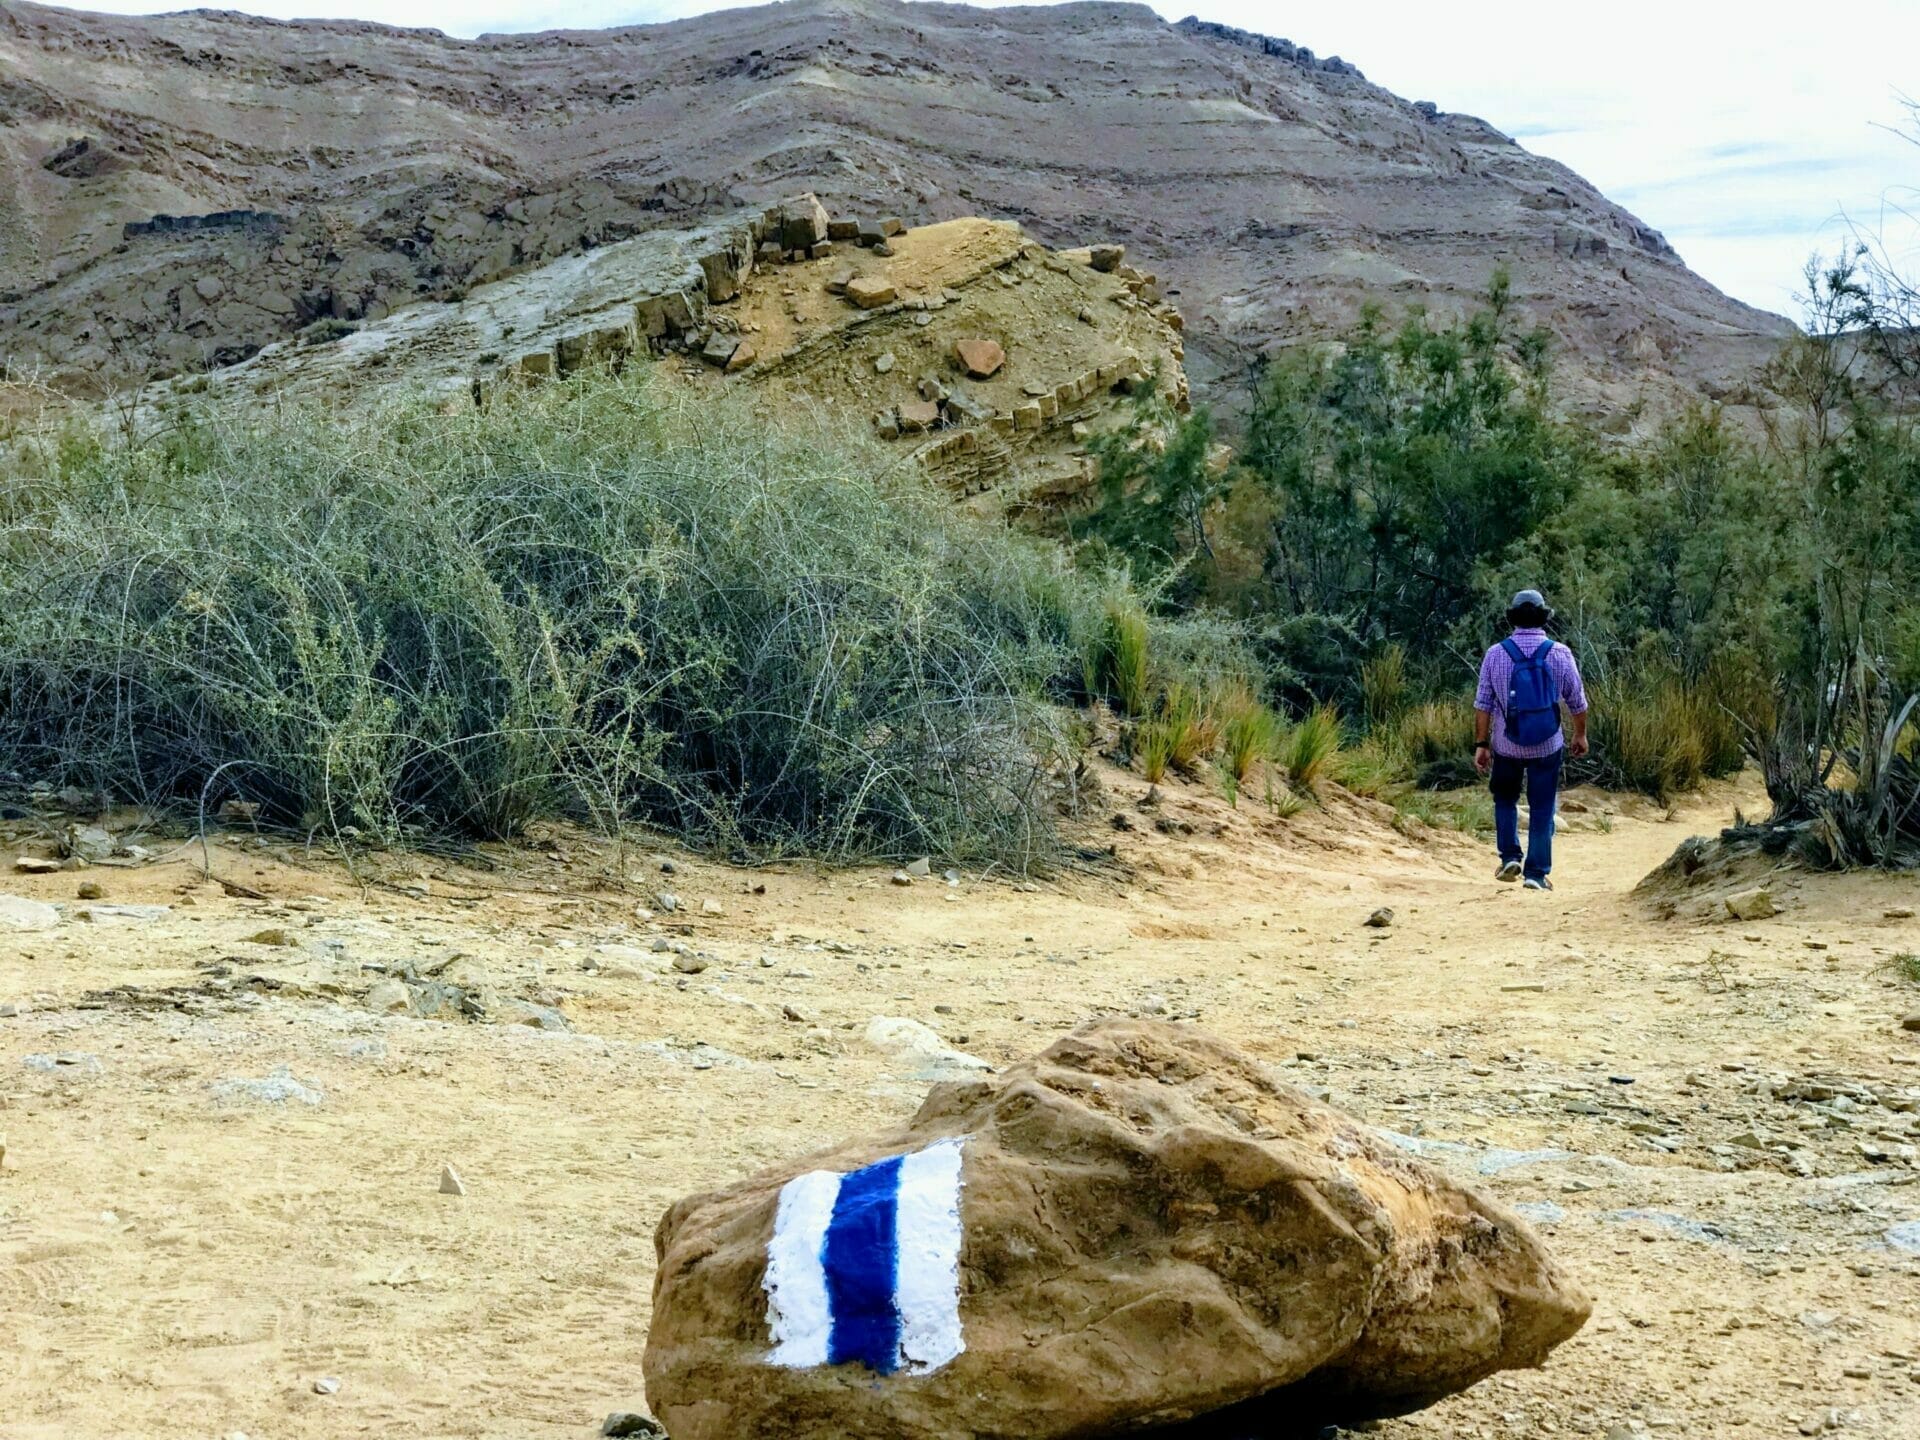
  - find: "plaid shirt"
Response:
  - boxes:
[1475,628,1588,759]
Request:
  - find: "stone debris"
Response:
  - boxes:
[1089,243,1126,272]
[862,1015,990,1080]
[845,275,897,310]
[602,1414,667,1438]
[439,1163,467,1196]
[644,1020,1589,1440]
[1364,906,1394,928]
[13,856,60,874]
[244,927,295,947]
[212,1066,323,1106]
[952,337,1005,379]
[1724,886,1777,921]
[0,895,61,931]
[313,1376,341,1395]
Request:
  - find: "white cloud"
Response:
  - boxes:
[59,0,1920,318]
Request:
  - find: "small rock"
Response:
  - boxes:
[1089,243,1126,272]
[245,927,295,947]
[1364,907,1393,929]
[906,857,932,878]
[314,1376,341,1395]
[60,824,114,862]
[76,881,103,900]
[846,275,897,309]
[1724,886,1776,921]
[12,857,59,874]
[1887,908,1916,920]
[672,953,709,975]
[701,898,724,916]
[698,334,739,368]
[654,892,680,913]
[439,1163,467,1196]
[218,799,260,824]
[897,398,940,432]
[1901,1012,1920,1034]
[781,1004,809,1023]
[496,999,568,1031]
[364,979,411,1014]
[891,870,914,886]
[874,352,896,374]
[953,337,1006,379]
[602,1414,667,1439]
[726,342,757,373]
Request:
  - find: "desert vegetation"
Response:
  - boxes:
[1072,262,1920,861]
[0,381,1251,867]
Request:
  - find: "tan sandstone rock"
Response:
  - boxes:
[644,1019,1590,1440]
[845,275,897,310]
[952,337,1005,379]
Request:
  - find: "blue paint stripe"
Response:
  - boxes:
[823,1154,904,1373]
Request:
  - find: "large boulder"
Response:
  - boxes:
[644,1019,1590,1439]
[778,196,831,254]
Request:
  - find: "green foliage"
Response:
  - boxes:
[1217,686,1278,790]
[0,376,1154,866]
[1878,952,1920,984]
[1241,276,1578,650]
[1586,671,1745,801]
[1074,371,1223,605]
[1265,773,1307,820]
[1136,683,1217,784]
[1276,704,1342,792]
[1084,600,1154,716]
[1359,643,1409,726]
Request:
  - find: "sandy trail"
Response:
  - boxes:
[2,771,1917,1439]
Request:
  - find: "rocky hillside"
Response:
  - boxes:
[0,0,1790,424]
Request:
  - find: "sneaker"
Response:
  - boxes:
[1497,860,1523,883]
[1523,875,1553,891]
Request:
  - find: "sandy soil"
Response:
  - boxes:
[2,770,1918,1439]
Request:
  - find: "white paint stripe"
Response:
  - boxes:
[765,1167,840,1368]
[891,1139,966,1374]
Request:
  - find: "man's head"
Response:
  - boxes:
[1507,588,1553,628]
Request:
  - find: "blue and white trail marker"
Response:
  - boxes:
[763,1138,965,1376]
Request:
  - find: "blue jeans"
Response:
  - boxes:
[1490,750,1562,880]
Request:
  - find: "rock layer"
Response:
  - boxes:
[644,1018,1591,1439]
[0,0,1788,424]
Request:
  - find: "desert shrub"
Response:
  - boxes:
[1359,643,1409,726]
[0,376,1116,866]
[1265,773,1306,819]
[1276,704,1342,792]
[1329,740,1406,799]
[1082,600,1154,717]
[1136,683,1216,784]
[1217,686,1278,790]
[1586,672,1743,801]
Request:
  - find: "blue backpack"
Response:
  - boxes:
[1501,638,1561,746]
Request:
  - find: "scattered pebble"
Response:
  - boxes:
[439,1164,467,1196]
[314,1376,341,1395]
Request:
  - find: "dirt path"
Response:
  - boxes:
[2,772,1917,1439]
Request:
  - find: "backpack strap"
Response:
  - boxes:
[1500,638,1527,665]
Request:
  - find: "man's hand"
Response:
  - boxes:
[1568,733,1590,760]
[1474,745,1493,776]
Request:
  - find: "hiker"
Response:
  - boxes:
[1473,589,1588,890]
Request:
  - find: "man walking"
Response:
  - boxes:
[1474,589,1589,890]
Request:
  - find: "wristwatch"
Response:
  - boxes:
[1474,742,1490,752]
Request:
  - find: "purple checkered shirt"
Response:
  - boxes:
[1474,628,1588,759]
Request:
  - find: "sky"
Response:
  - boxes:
[58,0,1920,320]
